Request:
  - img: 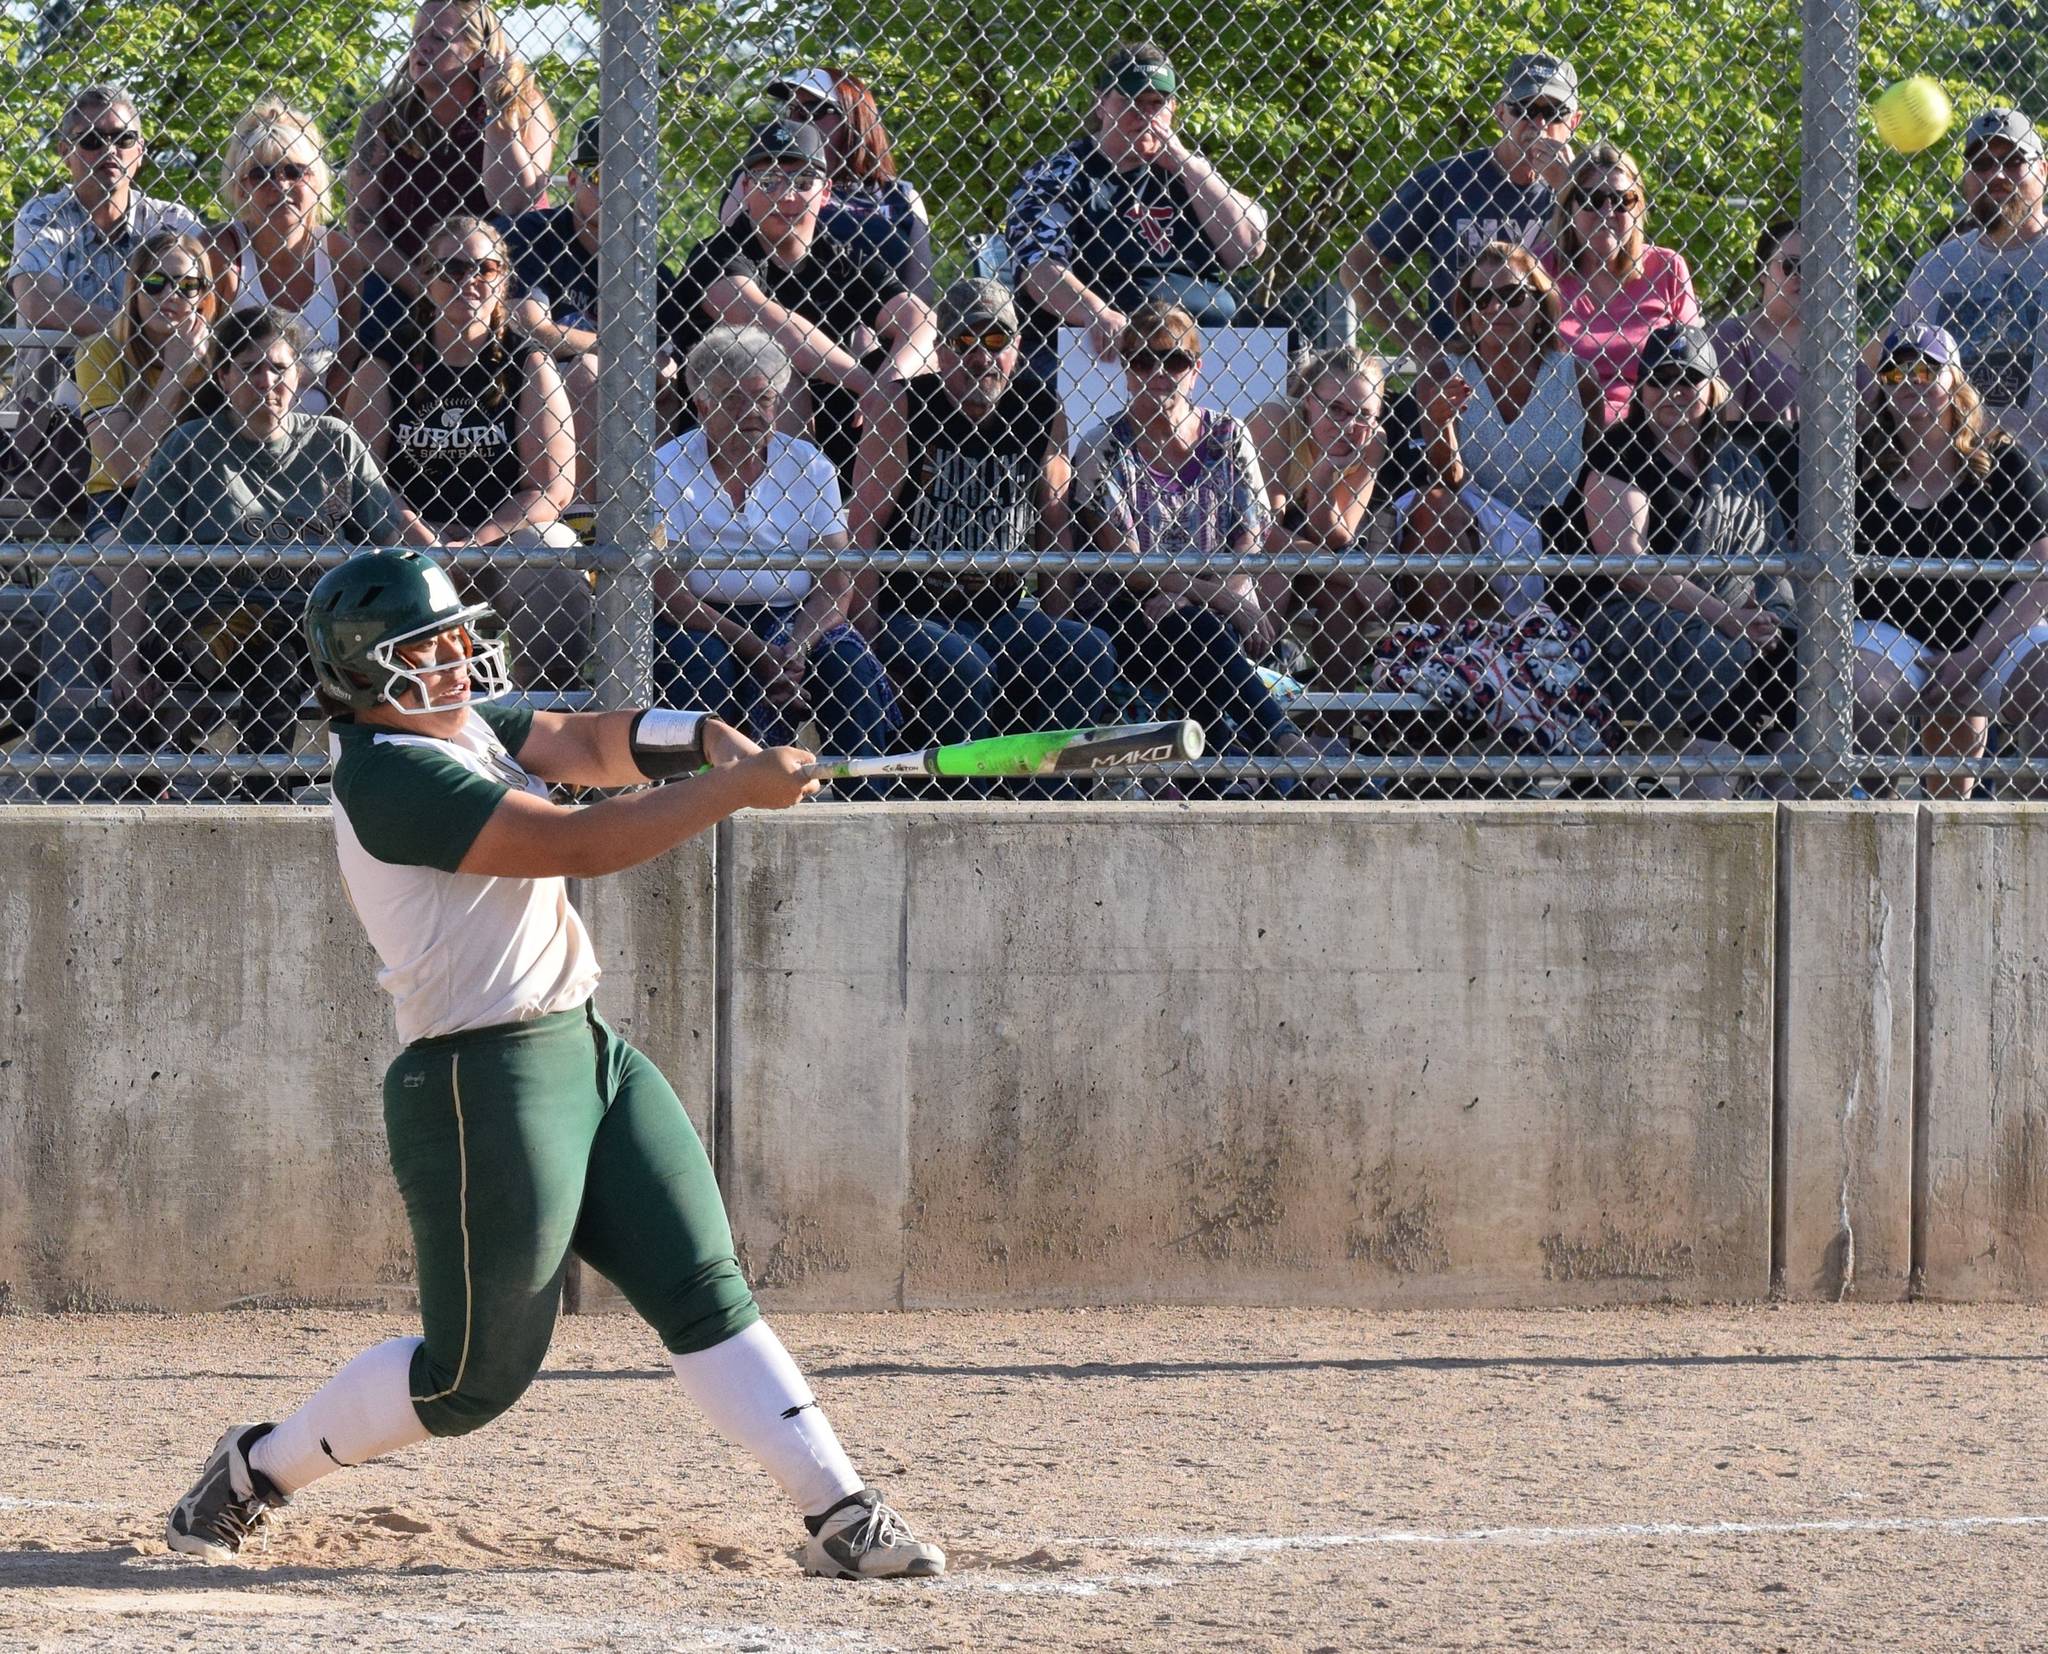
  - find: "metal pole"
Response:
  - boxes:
[592,0,661,710]
[1794,0,1862,797]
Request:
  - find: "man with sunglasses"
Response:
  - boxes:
[1882,108,2048,467]
[848,278,1119,787]
[672,119,935,483]
[9,83,202,340]
[1342,52,1582,360]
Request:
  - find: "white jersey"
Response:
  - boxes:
[329,702,599,1045]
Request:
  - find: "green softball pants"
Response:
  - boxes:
[383,1001,759,1437]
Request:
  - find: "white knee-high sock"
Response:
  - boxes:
[248,1336,433,1495]
[670,1320,863,1517]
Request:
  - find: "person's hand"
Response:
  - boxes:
[1931,649,1985,708]
[1419,369,1472,432]
[1220,586,1277,652]
[1738,608,1786,652]
[110,661,168,712]
[1158,132,1195,173]
[753,639,810,713]
[1088,308,1129,365]
[1140,588,1185,625]
[1524,133,1575,188]
[735,745,822,809]
[161,313,212,390]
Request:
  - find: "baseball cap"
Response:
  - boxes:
[937,277,1018,338]
[1096,42,1177,98]
[1963,107,2044,160]
[1638,323,1719,381]
[572,122,601,170]
[741,119,825,170]
[1882,323,1963,366]
[1500,52,1579,109]
[766,68,837,108]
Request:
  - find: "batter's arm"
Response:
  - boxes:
[458,742,819,879]
[517,709,758,789]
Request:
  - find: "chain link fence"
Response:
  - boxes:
[2,0,2047,801]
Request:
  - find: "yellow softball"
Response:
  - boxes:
[1872,76,1953,155]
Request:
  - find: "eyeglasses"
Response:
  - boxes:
[745,165,828,193]
[1641,366,1709,389]
[242,161,314,188]
[1507,100,1571,125]
[73,127,140,153]
[1966,150,2035,173]
[225,352,297,379]
[1126,347,1199,376]
[1465,283,1533,313]
[428,255,507,285]
[947,328,1014,354]
[1774,253,1802,276]
[1877,358,1943,387]
[137,271,211,298]
[1579,188,1643,214]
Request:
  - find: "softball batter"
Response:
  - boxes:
[164,548,943,1580]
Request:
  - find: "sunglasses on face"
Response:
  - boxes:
[1878,358,1943,387]
[429,255,507,285]
[1775,253,1802,276]
[1966,150,2033,173]
[1127,347,1198,376]
[948,328,1013,354]
[1579,188,1643,214]
[1508,100,1570,125]
[581,163,601,188]
[243,161,314,188]
[137,271,211,298]
[1465,283,1533,313]
[74,127,140,153]
[1642,366,1708,389]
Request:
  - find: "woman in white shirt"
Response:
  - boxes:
[208,98,355,414]
[1401,240,1595,625]
[653,325,900,779]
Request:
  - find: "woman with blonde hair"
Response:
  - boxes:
[345,216,581,685]
[209,98,355,412]
[1856,325,2048,796]
[32,231,224,765]
[1246,342,1394,688]
[346,0,558,354]
[1547,142,1700,425]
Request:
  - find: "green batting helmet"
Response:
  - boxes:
[303,549,511,713]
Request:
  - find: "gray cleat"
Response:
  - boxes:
[802,1488,946,1580]
[166,1423,288,1562]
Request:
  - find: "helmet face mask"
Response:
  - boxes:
[369,614,514,715]
[304,549,514,715]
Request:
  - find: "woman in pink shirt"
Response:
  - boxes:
[1547,142,1699,424]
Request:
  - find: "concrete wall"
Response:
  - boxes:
[4,802,2046,1311]
[721,805,1776,1309]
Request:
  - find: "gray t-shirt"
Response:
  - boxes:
[1889,229,2048,465]
[125,410,405,547]
[8,187,205,316]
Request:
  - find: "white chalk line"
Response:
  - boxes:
[1048,1512,2048,1557]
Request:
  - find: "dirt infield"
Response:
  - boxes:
[1,1304,2042,1651]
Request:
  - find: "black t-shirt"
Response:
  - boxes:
[880,372,1060,622]
[1858,439,2048,653]
[377,333,537,531]
[1578,417,1779,618]
[509,206,692,352]
[672,222,903,478]
[1005,138,1227,344]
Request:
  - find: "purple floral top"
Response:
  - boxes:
[1072,406,1270,585]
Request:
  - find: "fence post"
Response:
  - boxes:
[1793,0,1862,796]
[591,0,661,710]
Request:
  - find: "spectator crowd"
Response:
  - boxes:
[9,14,2048,801]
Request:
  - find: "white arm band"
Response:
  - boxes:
[628,708,708,779]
